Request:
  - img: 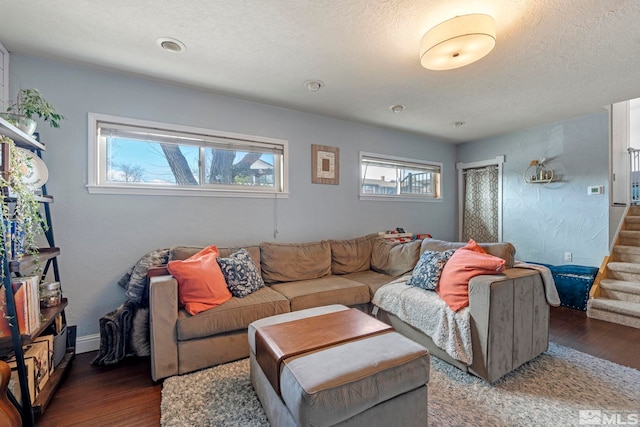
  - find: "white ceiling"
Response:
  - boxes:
[1,0,640,143]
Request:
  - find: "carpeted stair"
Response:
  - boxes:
[587,207,640,328]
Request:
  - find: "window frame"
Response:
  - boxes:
[359,151,443,202]
[87,113,289,198]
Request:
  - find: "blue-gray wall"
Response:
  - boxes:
[457,112,610,267]
[9,55,457,338]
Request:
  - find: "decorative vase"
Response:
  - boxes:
[0,113,37,135]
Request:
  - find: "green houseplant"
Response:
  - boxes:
[0,136,44,276]
[2,88,64,134]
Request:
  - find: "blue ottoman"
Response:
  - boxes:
[530,263,598,310]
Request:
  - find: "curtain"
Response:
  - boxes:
[462,166,499,242]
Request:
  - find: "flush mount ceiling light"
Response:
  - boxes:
[420,14,496,71]
[156,37,186,53]
[304,80,324,92]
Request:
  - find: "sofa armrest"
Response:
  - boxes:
[468,268,548,382]
[149,274,180,381]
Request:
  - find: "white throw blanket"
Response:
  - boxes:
[372,275,473,365]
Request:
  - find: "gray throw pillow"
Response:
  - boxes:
[217,249,265,298]
[407,249,455,290]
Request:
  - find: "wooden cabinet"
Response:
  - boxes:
[0,116,73,426]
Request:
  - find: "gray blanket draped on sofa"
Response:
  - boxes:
[92,249,169,365]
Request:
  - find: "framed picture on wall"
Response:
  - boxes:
[311,144,339,185]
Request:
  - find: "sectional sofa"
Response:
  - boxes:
[148,235,550,383]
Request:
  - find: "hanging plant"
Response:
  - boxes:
[0,136,45,277]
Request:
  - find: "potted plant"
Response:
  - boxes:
[1,88,64,135]
[0,135,44,276]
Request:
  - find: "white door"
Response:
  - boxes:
[611,101,629,205]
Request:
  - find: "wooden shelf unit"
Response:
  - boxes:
[0,118,72,426]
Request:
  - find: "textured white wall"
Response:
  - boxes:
[457,112,610,267]
[9,55,457,337]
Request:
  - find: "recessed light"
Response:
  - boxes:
[304,80,324,92]
[157,37,186,53]
[390,105,405,113]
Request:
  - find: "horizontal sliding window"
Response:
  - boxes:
[360,152,442,201]
[88,113,288,197]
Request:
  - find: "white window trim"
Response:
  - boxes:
[456,155,505,241]
[87,113,289,198]
[359,151,443,202]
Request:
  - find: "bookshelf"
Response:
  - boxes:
[0,118,73,426]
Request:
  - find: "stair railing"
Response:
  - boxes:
[629,148,640,205]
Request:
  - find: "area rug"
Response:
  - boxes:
[161,343,640,426]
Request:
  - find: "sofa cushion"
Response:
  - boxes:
[170,245,262,274]
[343,270,395,298]
[328,234,376,275]
[177,286,290,341]
[371,239,422,277]
[420,238,516,268]
[217,249,265,298]
[438,245,506,312]
[260,241,331,284]
[269,275,371,311]
[167,245,233,315]
[407,249,455,290]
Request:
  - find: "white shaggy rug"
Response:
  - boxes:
[161,343,640,426]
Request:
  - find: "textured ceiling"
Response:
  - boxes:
[1,0,640,143]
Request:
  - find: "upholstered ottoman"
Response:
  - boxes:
[248,304,430,427]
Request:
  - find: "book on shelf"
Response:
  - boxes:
[0,277,40,338]
[1,218,26,260]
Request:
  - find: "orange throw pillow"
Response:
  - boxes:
[461,239,486,254]
[438,248,506,312]
[167,245,232,315]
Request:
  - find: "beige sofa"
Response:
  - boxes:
[149,236,550,384]
[149,234,422,381]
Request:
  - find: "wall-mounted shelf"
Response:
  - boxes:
[524,160,555,185]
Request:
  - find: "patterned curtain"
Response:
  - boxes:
[462,166,499,242]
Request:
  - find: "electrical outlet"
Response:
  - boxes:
[564,252,572,262]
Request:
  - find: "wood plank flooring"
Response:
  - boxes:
[37,306,640,426]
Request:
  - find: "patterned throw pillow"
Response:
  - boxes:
[217,249,265,298]
[407,249,455,290]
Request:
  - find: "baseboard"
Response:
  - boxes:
[76,333,100,354]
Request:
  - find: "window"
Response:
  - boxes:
[88,113,288,197]
[360,152,442,201]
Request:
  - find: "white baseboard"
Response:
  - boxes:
[76,333,100,354]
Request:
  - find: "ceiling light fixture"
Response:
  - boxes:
[452,120,466,128]
[157,37,186,53]
[390,105,405,113]
[304,80,324,92]
[420,14,496,71]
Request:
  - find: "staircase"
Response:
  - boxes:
[587,206,640,328]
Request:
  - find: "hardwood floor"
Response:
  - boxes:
[36,306,640,427]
